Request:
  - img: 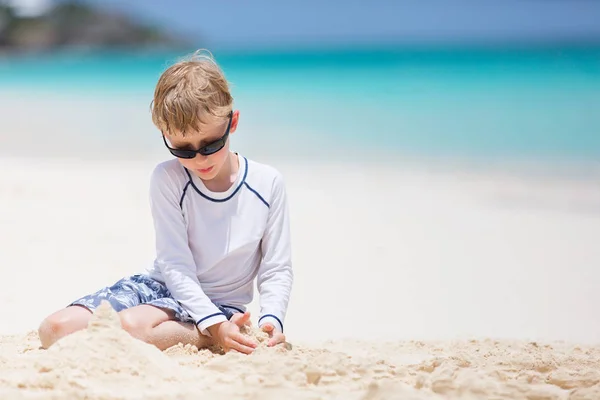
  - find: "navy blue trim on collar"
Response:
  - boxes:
[184,156,248,203]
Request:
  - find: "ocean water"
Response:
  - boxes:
[0,45,599,166]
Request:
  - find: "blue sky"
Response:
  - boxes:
[16,0,600,49]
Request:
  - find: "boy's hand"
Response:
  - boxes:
[207,314,257,354]
[261,323,286,347]
[230,311,252,328]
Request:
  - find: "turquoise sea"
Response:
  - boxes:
[0,45,599,166]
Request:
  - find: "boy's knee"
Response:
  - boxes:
[119,312,150,340]
[38,315,70,348]
[38,306,92,349]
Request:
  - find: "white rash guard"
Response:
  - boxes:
[145,153,293,336]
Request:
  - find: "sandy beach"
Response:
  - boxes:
[1,155,600,399]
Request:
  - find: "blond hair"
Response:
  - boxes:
[151,49,233,136]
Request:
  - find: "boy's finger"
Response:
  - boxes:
[242,311,252,323]
[223,335,255,355]
[261,323,274,332]
[232,311,251,327]
[233,332,258,349]
[268,333,286,347]
[230,341,255,355]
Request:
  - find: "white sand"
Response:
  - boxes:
[1,155,600,399]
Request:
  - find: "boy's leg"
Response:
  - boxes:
[38,303,205,351]
[39,274,146,349]
[119,304,252,351]
[39,273,252,351]
[118,305,213,351]
[38,305,92,349]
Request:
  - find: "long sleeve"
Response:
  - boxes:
[256,171,294,333]
[149,166,227,335]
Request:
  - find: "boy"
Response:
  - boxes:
[38,50,293,355]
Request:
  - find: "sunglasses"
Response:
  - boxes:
[162,112,232,159]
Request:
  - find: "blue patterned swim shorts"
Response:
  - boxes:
[69,274,242,322]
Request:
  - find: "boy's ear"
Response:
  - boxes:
[230,110,240,134]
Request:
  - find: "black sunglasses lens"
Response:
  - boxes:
[200,139,225,156]
[170,149,196,159]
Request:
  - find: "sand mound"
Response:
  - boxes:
[0,301,188,399]
[43,301,183,380]
[1,303,600,399]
